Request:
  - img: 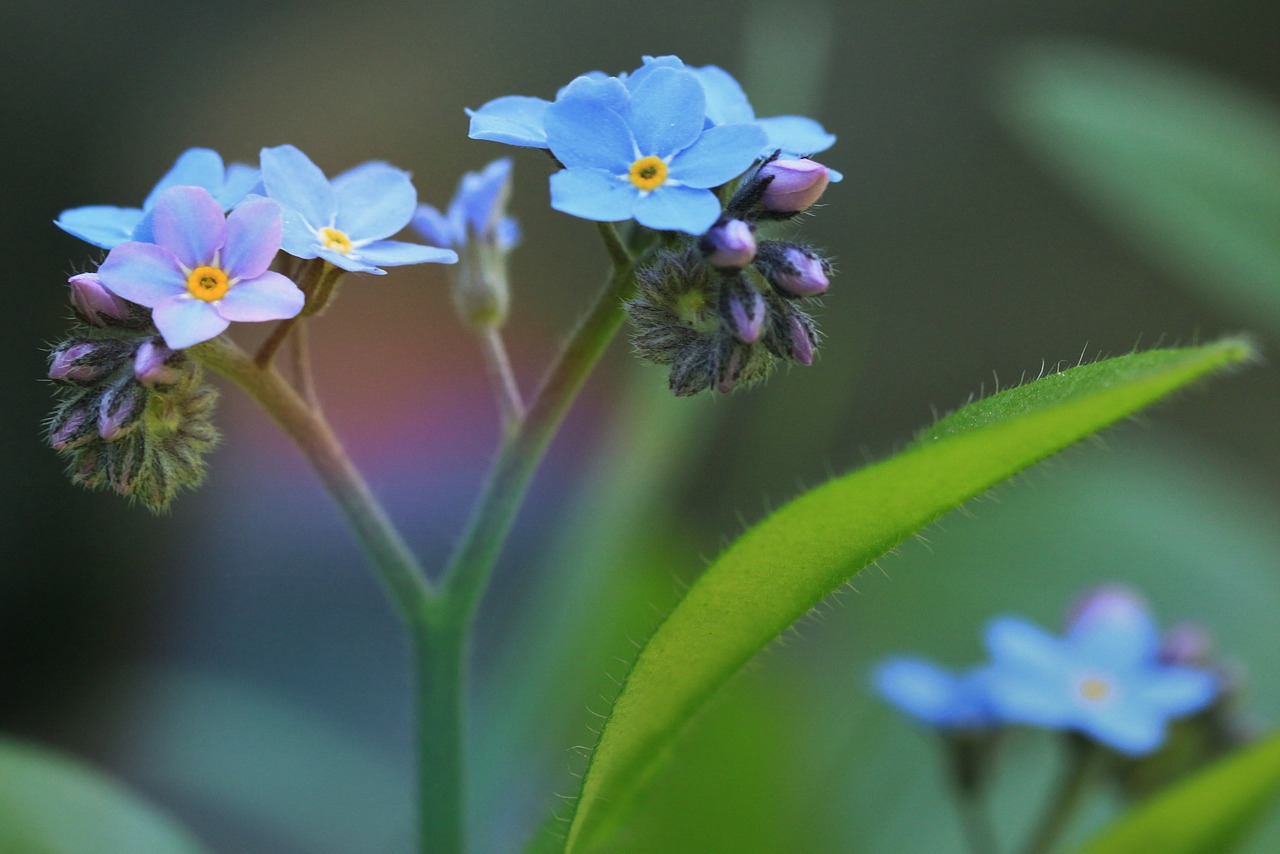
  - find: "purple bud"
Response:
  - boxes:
[777,248,829,297]
[758,159,830,214]
[788,316,815,366]
[50,405,95,450]
[69,273,131,326]
[49,341,109,383]
[728,292,766,343]
[701,219,757,270]
[717,347,743,394]
[134,340,181,386]
[97,380,146,441]
[1160,622,1214,666]
[1066,585,1150,636]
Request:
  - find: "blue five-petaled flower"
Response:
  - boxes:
[55,148,260,250]
[412,157,520,252]
[543,67,766,234]
[97,186,305,350]
[259,144,459,275]
[874,657,995,730]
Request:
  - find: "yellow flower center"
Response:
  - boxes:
[319,226,354,254]
[628,156,668,192]
[186,265,229,302]
[1078,676,1112,703]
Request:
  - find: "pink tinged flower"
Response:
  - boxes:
[68,273,132,326]
[758,158,831,214]
[97,186,304,350]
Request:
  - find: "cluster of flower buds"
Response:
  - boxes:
[45,273,220,512]
[627,153,834,395]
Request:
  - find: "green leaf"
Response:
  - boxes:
[560,339,1254,853]
[995,42,1280,333]
[1073,729,1280,854]
[0,738,206,854]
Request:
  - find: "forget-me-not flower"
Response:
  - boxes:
[413,158,521,327]
[56,148,259,250]
[978,594,1219,756]
[874,657,995,730]
[97,186,304,349]
[543,67,766,234]
[412,157,520,252]
[467,55,838,177]
[259,145,458,275]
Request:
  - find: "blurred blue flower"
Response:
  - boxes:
[979,593,1219,756]
[259,145,458,275]
[55,148,259,250]
[97,186,304,349]
[412,158,520,252]
[544,67,766,234]
[874,657,994,729]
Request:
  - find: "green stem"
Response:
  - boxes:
[1020,735,1099,854]
[413,602,467,854]
[441,223,644,620]
[191,336,434,620]
[477,325,525,431]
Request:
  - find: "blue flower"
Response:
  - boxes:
[543,67,766,234]
[874,656,995,729]
[55,148,259,250]
[412,158,520,252]
[258,145,458,275]
[97,186,304,349]
[467,55,839,177]
[978,598,1219,756]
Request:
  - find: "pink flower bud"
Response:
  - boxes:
[787,315,815,366]
[49,341,109,383]
[702,219,756,270]
[69,273,131,326]
[772,247,829,297]
[133,340,181,386]
[758,159,830,214]
[97,380,146,441]
[727,290,767,343]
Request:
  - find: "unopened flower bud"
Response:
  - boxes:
[1160,623,1214,666]
[758,159,830,214]
[49,403,97,450]
[719,276,767,344]
[97,379,146,441]
[49,341,113,383]
[786,315,816,366]
[69,273,131,326]
[756,243,831,298]
[1066,585,1150,638]
[717,345,744,394]
[133,340,181,386]
[701,219,756,270]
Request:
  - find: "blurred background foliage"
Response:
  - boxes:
[3,0,1277,851]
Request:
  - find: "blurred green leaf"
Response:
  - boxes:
[997,42,1280,332]
[1073,729,1280,854]
[559,339,1254,853]
[0,738,205,854]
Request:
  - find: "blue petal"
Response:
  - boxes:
[668,123,768,188]
[98,242,185,306]
[215,163,262,209]
[150,186,226,270]
[466,96,551,148]
[54,206,144,250]
[549,168,636,222]
[223,198,282,280]
[143,148,225,210]
[555,70,612,99]
[495,217,520,252]
[556,75,631,114]
[333,162,417,241]
[153,295,230,349]
[984,615,1065,673]
[412,204,458,247]
[692,65,755,125]
[457,157,513,237]
[278,207,320,259]
[976,662,1074,728]
[1069,600,1159,669]
[633,185,721,234]
[625,55,685,91]
[315,246,384,274]
[626,67,706,157]
[1136,667,1218,717]
[216,271,305,322]
[1078,702,1166,756]
[545,94,635,172]
[356,240,458,267]
[874,658,986,728]
[260,144,335,229]
[756,115,837,157]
